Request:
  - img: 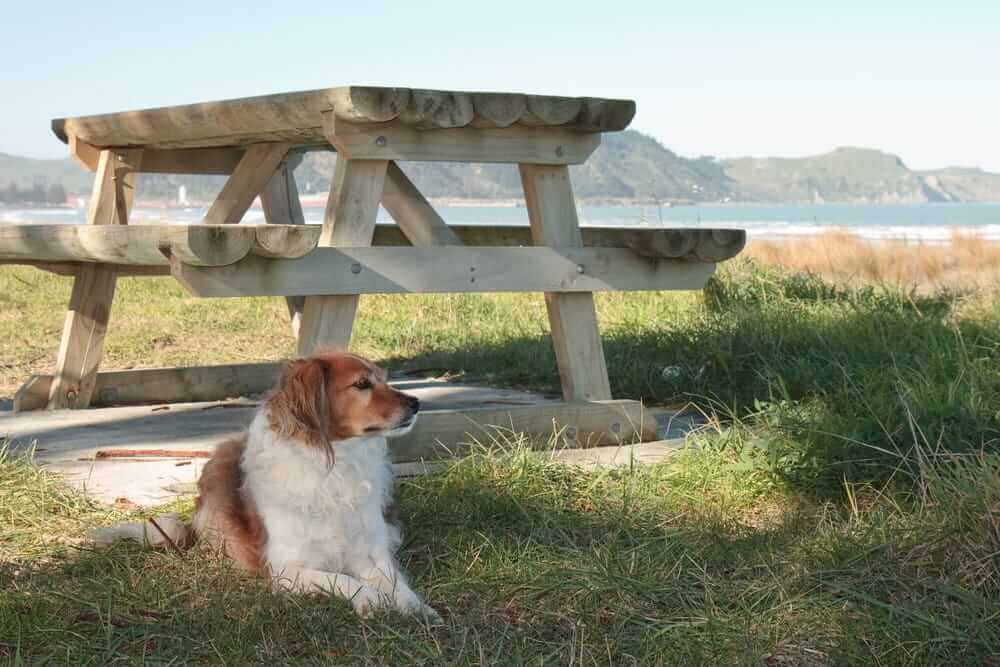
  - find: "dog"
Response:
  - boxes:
[93,351,440,622]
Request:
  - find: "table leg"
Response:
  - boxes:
[48,149,142,409]
[519,164,612,401]
[259,154,306,337]
[297,158,388,356]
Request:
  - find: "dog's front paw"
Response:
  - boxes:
[351,589,392,619]
[416,603,444,625]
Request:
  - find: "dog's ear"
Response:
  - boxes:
[272,358,332,450]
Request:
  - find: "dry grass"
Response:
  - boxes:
[746,230,1000,292]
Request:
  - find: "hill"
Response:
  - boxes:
[3,134,999,205]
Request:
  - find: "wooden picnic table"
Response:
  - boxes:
[1,86,745,459]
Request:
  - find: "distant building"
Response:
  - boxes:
[178,185,189,206]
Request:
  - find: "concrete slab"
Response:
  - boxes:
[1,379,700,506]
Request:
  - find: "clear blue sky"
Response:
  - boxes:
[2,1,998,170]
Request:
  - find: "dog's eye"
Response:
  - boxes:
[353,378,373,390]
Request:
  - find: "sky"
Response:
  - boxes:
[2,1,998,170]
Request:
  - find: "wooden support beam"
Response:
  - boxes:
[15,362,283,412]
[139,147,245,174]
[68,135,101,171]
[391,399,657,461]
[520,164,611,401]
[202,143,291,225]
[48,148,142,409]
[171,247,715,297]
[297,158,388,356]
[326,115,600,165]
[381,162,462,247]
[259,156,307,336]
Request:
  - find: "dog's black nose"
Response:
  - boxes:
[407,395,420,412]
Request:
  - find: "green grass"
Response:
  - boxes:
[1,261,999,664]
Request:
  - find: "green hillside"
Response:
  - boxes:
[3,135,999,205]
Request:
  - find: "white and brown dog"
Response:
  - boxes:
[94,352,439,621]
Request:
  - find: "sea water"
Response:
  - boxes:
[3,202,999,244]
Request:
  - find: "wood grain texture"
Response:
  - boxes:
[15,362,284,412]
[297,158,388,356]
[52,86,636,150]
[139,147,245,174]
[520,163,611,401]
[202,143,290,224]
[381,162,462,247]
[0,224,747,264]
[326,117,600,164]
[389,400,658,462]
[258,157,307,335]
[171,247,715,298]
[48,149,142,409]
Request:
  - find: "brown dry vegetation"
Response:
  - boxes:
[746,230,1000,292]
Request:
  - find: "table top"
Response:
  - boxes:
[52,86,636,150]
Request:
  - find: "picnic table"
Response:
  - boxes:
[0,86,745,459]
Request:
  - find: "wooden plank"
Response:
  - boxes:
[0,224,254,267]
[327,116,600,165]
[389,400,657,462]
[68,135,100,171]
[139,147,245,174]
[297,159,388,356]
[172,246,715,297]
[520,164,611,401]
[0,224,747,264]
[202,143,290,225]
[381,162,462,247]
[52,87,635,150]
[15,362,283,412]
[48,149,142,409]
[259,156,307,335]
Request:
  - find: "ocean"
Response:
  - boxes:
[3,202,999,244]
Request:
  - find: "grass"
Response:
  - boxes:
[1,250,999,664]
[746,230,1000,291]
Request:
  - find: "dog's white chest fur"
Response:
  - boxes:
[242,412,399,572]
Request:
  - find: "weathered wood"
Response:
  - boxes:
[577,98,638,133]
[297,159,388,356]
[381,162,462,247]
[522,95,584,126]
[259,158,305,226]
[398,90,475,129]
[0,224,255,266]
[252,224,317,259]
[520,163,611,401]
[326,116,600,165]
[0,224,747,265]
[259,157,307,335]
[139,147,245,174]
[390,399,658,462]
[14,362,284,412]
[48,148,142,409]
[172,247,715,298]
[52,87,635,150]
[624,228,699,258]
[68,135,100,171]
[327,87,411,123]
[203,143,290,225]
[470,93,528,128]
[694,229,748,262]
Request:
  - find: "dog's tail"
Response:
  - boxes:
[92,512,195,551]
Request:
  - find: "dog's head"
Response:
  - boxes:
[265,352,419,458]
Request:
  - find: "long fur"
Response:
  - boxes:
[93,352,439,622]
